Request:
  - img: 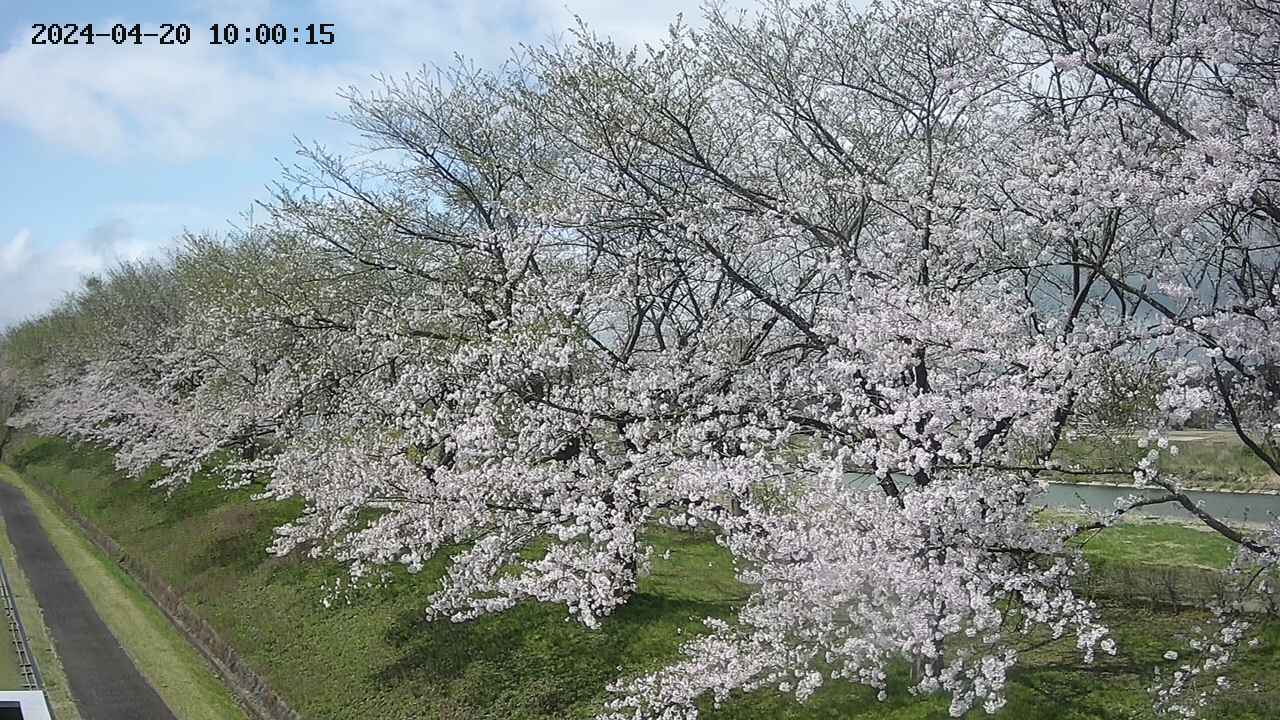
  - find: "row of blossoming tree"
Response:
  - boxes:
[2,0,1279,717]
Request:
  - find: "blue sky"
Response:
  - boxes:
[0,0,714,328]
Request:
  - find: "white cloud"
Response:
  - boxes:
[0,228,81,329]
[0,27,355,162]
[318,0,759,73]
[0,229,31,274]
[0,220,182,330]
[316,0,542,72]
[194,0,276,21]
[0,1,767,329]
[0,2,758,163]
[529,0,723,48]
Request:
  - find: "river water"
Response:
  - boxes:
[844,473,1280,524]
[1042,482,1280,524]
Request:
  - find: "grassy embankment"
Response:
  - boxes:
[1053,430,1279,491]
[0,464,246,720]
[0,638,19,691]
[4,435,1279,720]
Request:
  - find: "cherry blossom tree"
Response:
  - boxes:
[2,0,1278,718]
[0,365,20,458]
[979,1,1280,714]
[3,251,293,485]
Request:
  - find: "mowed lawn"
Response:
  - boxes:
[1053,429,1280,491]
[5,436,1280,720]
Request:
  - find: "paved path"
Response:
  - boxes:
[0,480,175,720]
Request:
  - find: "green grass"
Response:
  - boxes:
[6,435,1280,719]
[0,465,247,720]
[1074,521,1238,570]
[1054,431,1278,491]
[0,608,21,689]
[1064,518,1248,613]
[0,509,81,718]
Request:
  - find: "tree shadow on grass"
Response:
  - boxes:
[998,661,1149,720]
[184,505,279,575]
[373,592,737,719]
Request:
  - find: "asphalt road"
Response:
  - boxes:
[0,480,176,720]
